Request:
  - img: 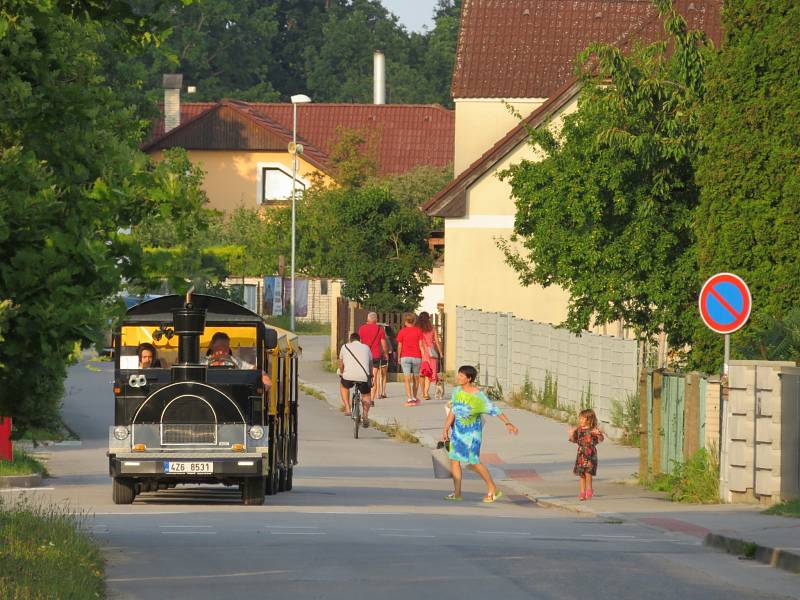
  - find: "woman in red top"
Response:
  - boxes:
[395,313,425,406]
[416,311,443,400]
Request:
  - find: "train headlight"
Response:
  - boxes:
[248,425,265,441]
[113,426,130,441]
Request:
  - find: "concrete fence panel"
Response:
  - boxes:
[455,306,638,428]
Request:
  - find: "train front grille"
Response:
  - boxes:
[161,423,216,445]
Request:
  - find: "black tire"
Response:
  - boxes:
[242,476,266,505]
[352,392,360,439]
[278,465,288,492]
[285,466,293,491]
[265,448,279,496]
[112,477,136,505]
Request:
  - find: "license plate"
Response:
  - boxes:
[164,461,213,474]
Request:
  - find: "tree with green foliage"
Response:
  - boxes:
[692,0,800,371]
[499,0,711,355]
[0,2,212,430]
[129,149,233,293]
[298,184,432,310]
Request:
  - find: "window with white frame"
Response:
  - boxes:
[257,163,306,204]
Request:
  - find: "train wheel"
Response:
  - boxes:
[242,476,266,505]
[285,466,293,491]
[265,449,279,496]
[278,464,288,492]
[112,477,136,504]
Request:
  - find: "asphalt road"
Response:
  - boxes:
[7,359,799,600]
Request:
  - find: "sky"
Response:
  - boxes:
[381,0,439,32]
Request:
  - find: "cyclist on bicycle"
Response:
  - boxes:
[337,332,373,426]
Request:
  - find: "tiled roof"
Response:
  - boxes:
[146,103,454,176]
[452,0,723,99]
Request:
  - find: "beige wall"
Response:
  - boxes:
[443,95,580,371]
[151,150,331,213]
[454,98,546,176]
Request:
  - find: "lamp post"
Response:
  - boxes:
[289,94,311,332]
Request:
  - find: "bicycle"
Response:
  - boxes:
[351,387,362,439]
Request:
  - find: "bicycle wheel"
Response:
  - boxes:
[352,390,360,439]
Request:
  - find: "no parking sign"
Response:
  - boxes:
[698,273,752,334]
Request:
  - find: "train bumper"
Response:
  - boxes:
[108,453,266,478]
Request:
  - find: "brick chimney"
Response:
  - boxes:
[163,74,183,133]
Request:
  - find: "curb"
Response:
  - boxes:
[704,532,800,575]
[0,473,43,489]
[15,440,82,449]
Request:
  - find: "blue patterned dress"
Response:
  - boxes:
[447,386,502,464]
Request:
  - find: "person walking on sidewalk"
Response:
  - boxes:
[441,365,518,502]
[396,313,425,406]
[337,332,373,426]
[358,312,389,403]
[416,311,443,401]
[568,408,604,500]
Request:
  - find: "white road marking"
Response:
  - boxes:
[159,525,214,528]
[160,531,217,535]
[379,534,436,538]
[0,487,55,492]
[268,532,326,536]
[108,570,289,583]
[264,526,319,529]
[372,528,425,532]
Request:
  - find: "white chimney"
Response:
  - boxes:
[373,51,386,105]
[163,74,183,132]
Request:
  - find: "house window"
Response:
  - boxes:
[320,279,328,295]
[260,166,305,203]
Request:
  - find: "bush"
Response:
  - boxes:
[321,346,338,373]
[611,393,640,446]
[534,371,559,409]
[643,449,719,503]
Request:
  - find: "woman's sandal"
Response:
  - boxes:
[482,490,504,503]
[422,394,431,400]
[444,493,463,502]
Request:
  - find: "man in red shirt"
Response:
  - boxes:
[358,312,389,402]
[395,313,425,406]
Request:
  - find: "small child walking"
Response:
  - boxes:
[568,408,604,500]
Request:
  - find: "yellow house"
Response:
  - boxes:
[143,92,455,213]
[425,0,722,371]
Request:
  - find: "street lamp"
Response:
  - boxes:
[289,94,311,332]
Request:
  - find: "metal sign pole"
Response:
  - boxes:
[723,333,730,376]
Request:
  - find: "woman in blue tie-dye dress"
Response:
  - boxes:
[441,365,519,502]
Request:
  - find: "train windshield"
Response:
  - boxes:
[118,325,259,369]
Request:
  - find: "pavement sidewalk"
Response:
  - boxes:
[297,335,800,575]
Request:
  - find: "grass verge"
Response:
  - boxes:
[0,497,104,599]
[762,499,800,518]
[299,383,327,402]
[371,419,420,444]
[11,421,79,445]
[0,448,47,477]
[264,315,330,335]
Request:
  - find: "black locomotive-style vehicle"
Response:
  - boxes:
[107,290,299,505]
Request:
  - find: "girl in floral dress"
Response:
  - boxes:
[441,365,518,502]
[569,408,604,500]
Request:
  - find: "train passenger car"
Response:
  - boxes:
[107,291,299,505]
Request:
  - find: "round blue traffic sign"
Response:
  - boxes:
[698,273,752,334]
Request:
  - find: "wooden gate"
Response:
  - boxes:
[641,370,707,476]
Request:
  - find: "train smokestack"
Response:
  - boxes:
[171,287,207,382]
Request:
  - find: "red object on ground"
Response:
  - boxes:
[0,417,11,461]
